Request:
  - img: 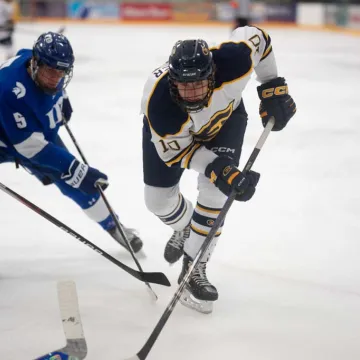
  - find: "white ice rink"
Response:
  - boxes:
[0,22,360,360]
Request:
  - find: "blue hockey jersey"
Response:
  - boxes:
[0,49,75,175]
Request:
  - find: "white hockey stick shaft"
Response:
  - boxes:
[34,281,87,360]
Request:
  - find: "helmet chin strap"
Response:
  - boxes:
[29,58,38,83]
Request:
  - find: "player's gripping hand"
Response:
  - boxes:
[205,156,260,202]
[61,160,108,195]
[257,77,296,131]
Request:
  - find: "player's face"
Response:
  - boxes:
[175,80,209,102]
[37,64,65,91]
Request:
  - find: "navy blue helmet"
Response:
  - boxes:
[31,32,74,94]
[168,39,215,113]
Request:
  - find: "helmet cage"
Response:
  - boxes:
[168,39,215,113]
[30,57,73,95]
[31,32,74,95]
[169,65,215,113]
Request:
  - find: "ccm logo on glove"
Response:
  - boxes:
[261,85,288,98]
[257,77,296,131]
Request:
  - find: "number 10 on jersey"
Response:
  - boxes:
[159,139,180,153]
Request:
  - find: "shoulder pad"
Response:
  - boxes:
[211,42,252,87]
[146,75,189,138]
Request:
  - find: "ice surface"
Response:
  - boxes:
[0,22,360,360]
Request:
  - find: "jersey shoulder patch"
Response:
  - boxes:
[145,73,189,138]
[211,41,253,88]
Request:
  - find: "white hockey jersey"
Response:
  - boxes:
[0,0,14,41]
[140,26,278,174]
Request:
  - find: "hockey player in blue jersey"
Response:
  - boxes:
[0,31,143,253]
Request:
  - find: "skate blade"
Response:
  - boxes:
[179,288,214,314]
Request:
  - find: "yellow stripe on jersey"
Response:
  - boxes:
[191,100,235,140]
[196,203,221,215]
[183,143,201,169]
[209,41,254,91]
[145,70,168,122]
[261,45,272,60]
[210,39,252,52]
[145,69,191,139]
[165,141,196,167]
[253,26,272,61]
[257,27,270,42]
[203,42,254,109]
[191,224,221,237]
[145,115,191,140]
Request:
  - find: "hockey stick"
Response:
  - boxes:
[63,120,158,301]
[34,281,87,360]
[123,117,275,360]
[0,182,170,287]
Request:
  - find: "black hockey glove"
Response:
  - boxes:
[62,92,73,123]
[257,77,296,131]
[61,160,108,195]
[205,156,260,202]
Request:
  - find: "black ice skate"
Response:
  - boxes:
[178,254,218,314]
[164,224,190,264]
[108,225,143,254]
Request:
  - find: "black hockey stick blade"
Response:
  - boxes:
[136,271,170,287]
[0,182,171,287]
[122,118,276,360]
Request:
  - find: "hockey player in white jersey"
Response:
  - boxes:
[141,26,296,312]
[0,0,14,60]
